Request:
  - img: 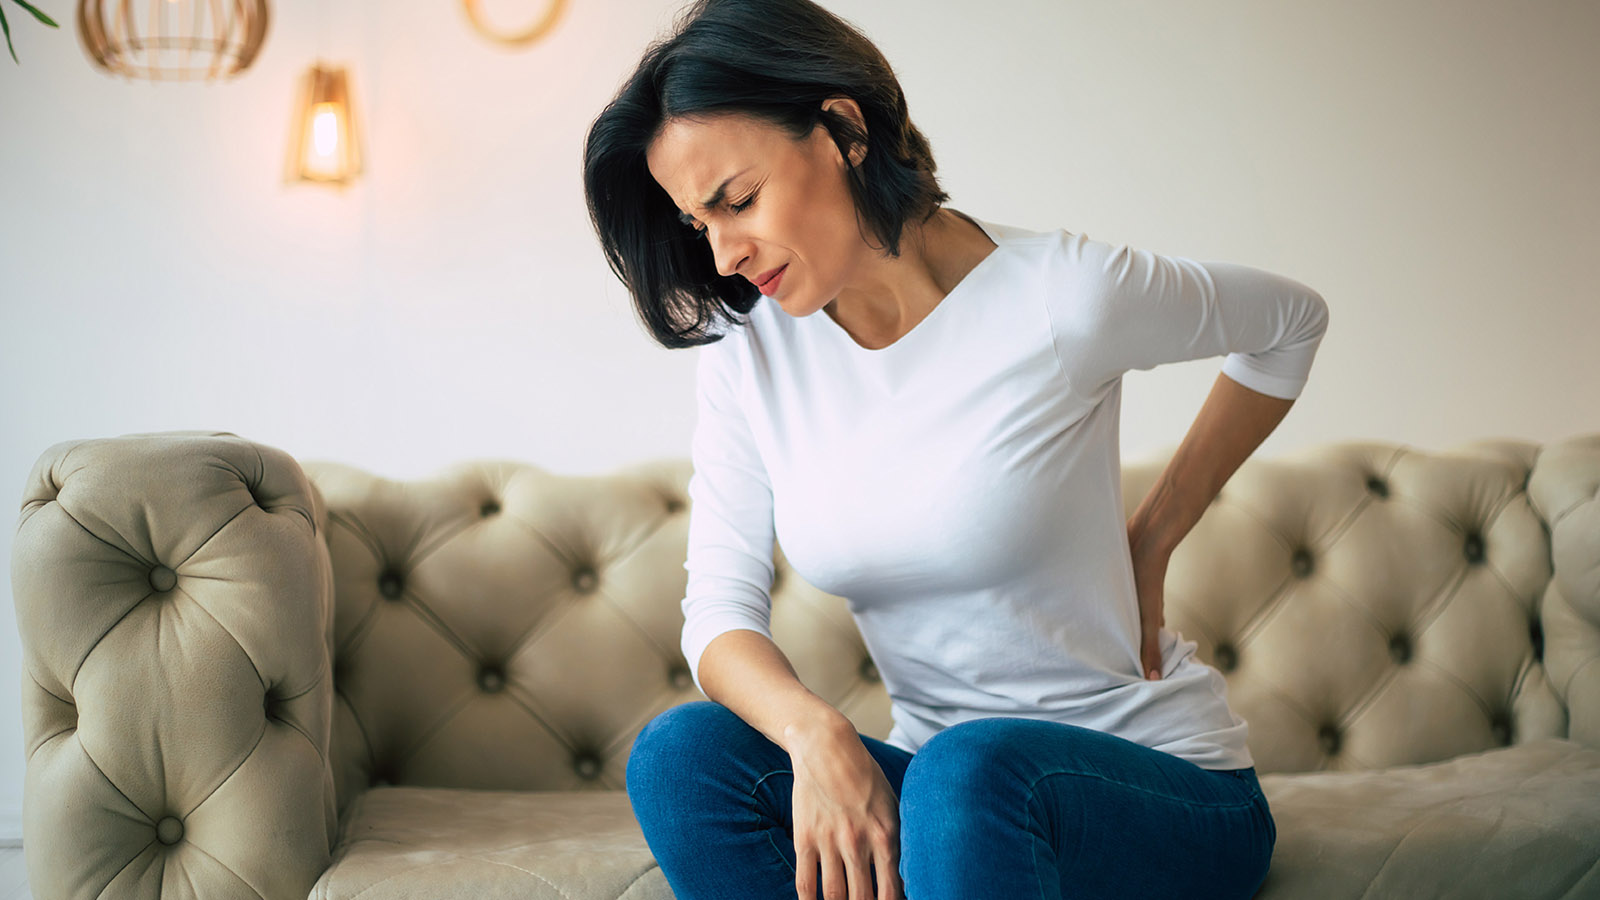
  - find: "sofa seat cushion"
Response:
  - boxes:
[314,739,1600,900]
[313,788,671,900]
[1257,737,1600,898]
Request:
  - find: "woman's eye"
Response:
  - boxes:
[686,193,755,238]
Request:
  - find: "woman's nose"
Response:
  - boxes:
[708,229,751,279]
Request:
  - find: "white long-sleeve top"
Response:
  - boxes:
[679,213,1329,770]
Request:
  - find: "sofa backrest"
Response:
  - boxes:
[298,434,1600,817]
[19,430,1592,831]
[1118,436,1597,773]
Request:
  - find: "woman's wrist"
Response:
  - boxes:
[781,705,856,756]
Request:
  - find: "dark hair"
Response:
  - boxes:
[581,0,950,349]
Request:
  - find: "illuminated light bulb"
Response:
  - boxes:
[312,103,341,159]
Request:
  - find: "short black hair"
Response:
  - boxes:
[581,0,950,349]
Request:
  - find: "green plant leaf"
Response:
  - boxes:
[9,0,58,28]
[1,5,17,66]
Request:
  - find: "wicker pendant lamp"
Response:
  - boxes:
[77,0,269,82]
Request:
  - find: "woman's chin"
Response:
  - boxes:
[770,294,810,318]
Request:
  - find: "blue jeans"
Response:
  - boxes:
[627,700,1276,900]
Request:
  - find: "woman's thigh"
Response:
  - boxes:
[626,700,915,900]
[897,716,1275,900]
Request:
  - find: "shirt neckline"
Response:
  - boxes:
[814,209,1005,354]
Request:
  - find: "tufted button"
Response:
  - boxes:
[1529,619,1544,661]
[669,666,693,690]
[665,498,684,513]
[1291,549,1314,578]
[155,815,184,845]
[1365,476,1390,498]
[1490,713,1512,746]
[574,754,601,779]
[149,565,177,593]
[1463,534,1485,564]
[263,690,276,719]
[572,567,598,593]
[378,568,404,600]
[1388,633,1412,664]
[480,499,501,517]
[1317,724,1341,755]
[1213,643,1238,673]
[859,658,881,683]
[771,570,783,592]
[478,665,506,693]
[371,765,395,787]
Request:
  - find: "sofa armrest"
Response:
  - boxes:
[11,430,338,900]
[1529,433,1600,753]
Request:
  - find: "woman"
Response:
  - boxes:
[583,1,1324,898]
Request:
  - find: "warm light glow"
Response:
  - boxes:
[284,64,364,187]
[312,103,341,160]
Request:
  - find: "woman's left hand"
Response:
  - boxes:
[1126,519,1171,681]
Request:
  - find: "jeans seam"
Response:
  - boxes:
[1023,768,1259,898]
[752,768,799,878]
[1026,768,1258,811]
[1026,780,1070,900]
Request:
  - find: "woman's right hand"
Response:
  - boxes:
[787,720,904,900]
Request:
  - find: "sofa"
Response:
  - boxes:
[11,428,1600,899]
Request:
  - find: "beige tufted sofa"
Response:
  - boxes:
[11,429,1600,900]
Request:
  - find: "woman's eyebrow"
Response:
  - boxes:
[677,166,752,225]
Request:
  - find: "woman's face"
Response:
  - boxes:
[645,102,869,318]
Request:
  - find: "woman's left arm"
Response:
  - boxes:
[1040,231,1329,679]
[1125,372,1297,680]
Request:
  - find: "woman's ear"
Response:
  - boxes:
[820,96,868,167]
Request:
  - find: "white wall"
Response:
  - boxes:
[1,0,1595,843]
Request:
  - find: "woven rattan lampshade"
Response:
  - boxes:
[77,0,269,81]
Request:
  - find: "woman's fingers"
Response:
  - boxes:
[799,837,879,900]
[842,836,872,900]
[795,840,817,900]
[874,838,903,900]
[819,846,847,900]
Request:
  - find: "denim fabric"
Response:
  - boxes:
[627,700,1276,900]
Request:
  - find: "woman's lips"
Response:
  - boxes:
[758,264,788,296]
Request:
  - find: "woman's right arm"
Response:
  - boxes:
[698,630,905,900]
[680,342,904,900]
[696,629,854,751]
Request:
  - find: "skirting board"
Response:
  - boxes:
[0,804,20,847]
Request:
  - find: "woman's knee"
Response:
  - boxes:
[630,700,726,762]
[626,700,759,787]
[905,718,1024,782]
[898,718,1031,821]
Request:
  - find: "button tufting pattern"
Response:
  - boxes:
[11,430,1600,900]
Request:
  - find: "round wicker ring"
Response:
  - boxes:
[461,0,568,47]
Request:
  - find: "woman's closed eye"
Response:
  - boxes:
[689,192,757,238]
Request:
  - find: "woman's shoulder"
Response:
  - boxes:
[950,210,1066,249]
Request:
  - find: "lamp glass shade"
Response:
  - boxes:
[285,64,364,186]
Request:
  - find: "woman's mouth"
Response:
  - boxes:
[758,264,788,296]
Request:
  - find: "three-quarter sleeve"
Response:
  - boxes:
[679,337,778,696]
[1045,230,1330,401]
